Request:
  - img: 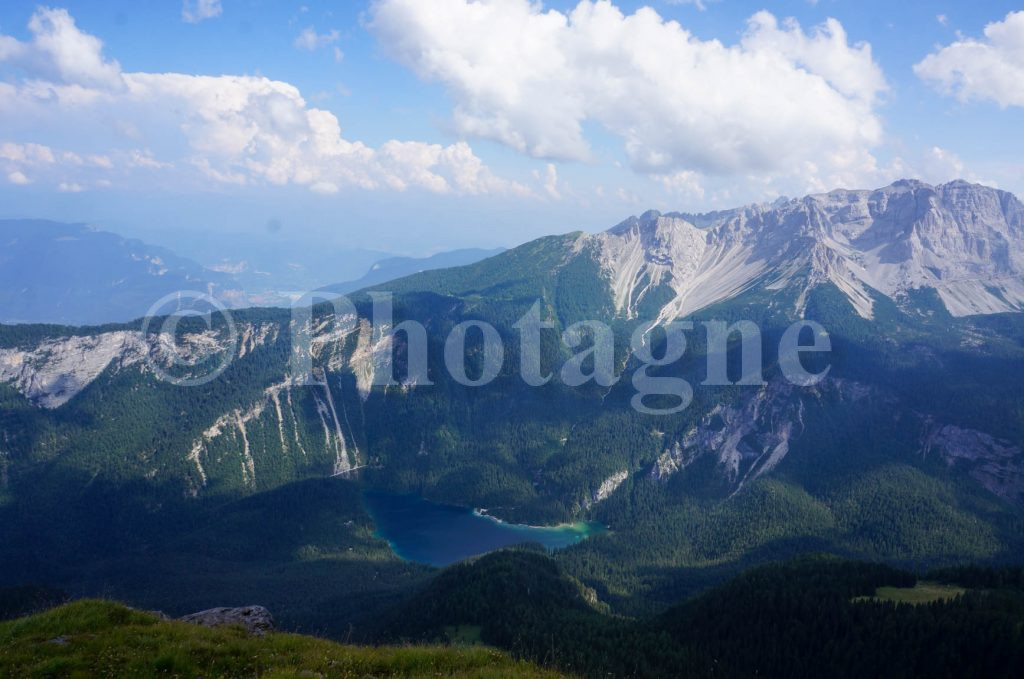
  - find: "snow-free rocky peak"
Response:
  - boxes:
[590,180,1024,320]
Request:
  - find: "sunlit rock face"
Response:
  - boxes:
[590,180,1024,321]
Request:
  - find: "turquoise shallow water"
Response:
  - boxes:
[363,490,605,567]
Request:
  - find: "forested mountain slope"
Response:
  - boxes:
[380,549,1024,678]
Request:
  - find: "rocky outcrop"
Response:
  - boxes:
[583,469,628,509]
[591,180,1024,321]
[0,315,369,494]
[649,373,1024,507]
[179,606,274,636]
[922,422,1024,505]
[0,322,274,409]
[651,378,873,491]
[651,440,702,482]
[652,379,805,490]
[0,331,151,408]
[185,377,358,493]
[594,213,708,319]
[237,323,279,358]
[349,318,382,400]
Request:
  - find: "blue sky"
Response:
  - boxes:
[1,0,1023,255]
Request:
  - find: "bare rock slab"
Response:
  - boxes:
[179,605,275,636]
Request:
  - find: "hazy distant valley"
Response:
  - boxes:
[0,218,503,324]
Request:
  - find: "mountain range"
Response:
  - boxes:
[0,220,501,324]
[0,220,245,325]
[593,178,1024,321]
[0,178,1022,640]
[320,247,506,296]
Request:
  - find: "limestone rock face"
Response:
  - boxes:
[583,469,628,509]
[590,180,1024,321]
[179,605,275,636]
[0,325,260,409]
[923,423,1024,505]
[650,377,874,490]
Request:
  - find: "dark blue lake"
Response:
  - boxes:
[362,490,605,567]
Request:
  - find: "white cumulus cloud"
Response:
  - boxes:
[369,0,888,192]
[915,10,1024,108]
[182,0,223,24]
[665,0,718,12]
[1,141,56,165]
[655,169,705,200]
[0,7,528,197]
[533,162,561,199]
[294,26,341,51]
[0,7,123,89]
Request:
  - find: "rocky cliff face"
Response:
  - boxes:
[0,324,280,409]
[923,422,1024,505]
[590,180,1024,321]
[648,376,1024,506]
[649,377,869,492]
[0,320,361,495]
[0,330,228,408]
[651,378,807,489]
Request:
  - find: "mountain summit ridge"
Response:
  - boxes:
[590,179,1024,321]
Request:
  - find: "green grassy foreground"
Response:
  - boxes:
[0,600,569,678]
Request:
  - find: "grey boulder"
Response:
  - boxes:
[179,605,275,636]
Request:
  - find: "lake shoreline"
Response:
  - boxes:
[471,507,595,532]
[362,489,605,567]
